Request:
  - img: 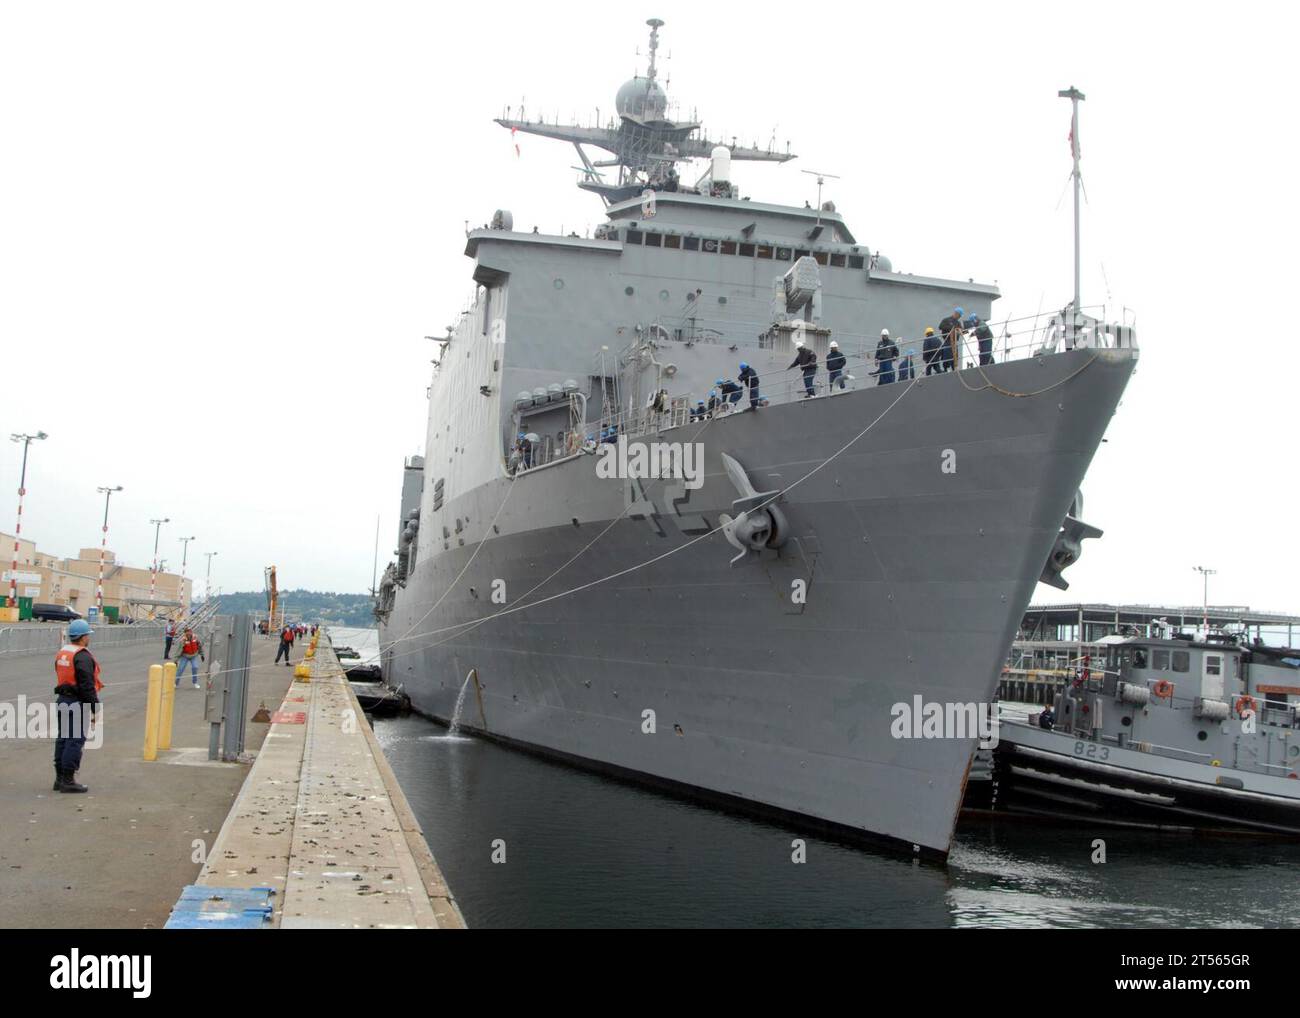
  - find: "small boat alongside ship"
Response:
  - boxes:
[966,632,1300,834]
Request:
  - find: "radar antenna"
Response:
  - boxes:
[493,19,797,205]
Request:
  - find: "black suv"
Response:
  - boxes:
[31,603,82,623]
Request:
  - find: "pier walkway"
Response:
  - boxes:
[193,637,463,927]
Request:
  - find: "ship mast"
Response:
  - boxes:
[645,17,662,84]
[1059,85,1085,314]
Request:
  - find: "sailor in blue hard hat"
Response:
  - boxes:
[738,360,761,409]
[52,617,101,793]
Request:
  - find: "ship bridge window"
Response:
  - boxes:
[720,240,737,255]
[829,252,847,268]
[756,245,773,259]
[1206,655,1222,676]
[776,247,793,261]
[1172,650,1190,673]
[1152,649,1170,670]
[683,236,700,251]
[848,254,865,270]
[795,248,810,260]
[646,232,662,247]
[738,242,755,257]
[664,234,681,250]
[625,230,643,245]
[1132,647,1149,669]
[812,251,829,266]
[702,238,719,253]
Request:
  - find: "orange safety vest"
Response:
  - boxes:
[181,637,200,656]
[54,644,103,693]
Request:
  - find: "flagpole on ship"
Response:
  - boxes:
[1059,85,1085,315]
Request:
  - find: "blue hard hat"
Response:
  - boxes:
[709,389,718,397]
[715,378,725,385]
[954,306,965,316]
[68,619,93,638]
[739,361,748,370]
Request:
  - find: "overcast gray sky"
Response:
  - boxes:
[2,1,1295,613]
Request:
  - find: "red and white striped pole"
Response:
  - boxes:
[8,432,47,609]
[95,485,122,612]
[148,518,169,619]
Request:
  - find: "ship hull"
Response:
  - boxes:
[381,350,1135,856]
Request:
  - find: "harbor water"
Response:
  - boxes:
[352,625,1300,929]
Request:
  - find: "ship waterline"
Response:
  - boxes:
[382,349,1136,855]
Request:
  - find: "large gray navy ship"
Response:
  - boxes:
[377,19,1139,858]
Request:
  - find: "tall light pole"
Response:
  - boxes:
[1194,565,1217,637]
[1058,85,1086,316]
[95,485,123,612]
[178,535,196,616]
[204,551,218,602]
[8,431,47,608]
[148,517,170,619]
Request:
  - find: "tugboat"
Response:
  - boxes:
[975,633,1300,833]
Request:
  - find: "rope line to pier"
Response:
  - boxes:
[954,334,1102,398]
[382,468,518,651]
[379,413,723,657]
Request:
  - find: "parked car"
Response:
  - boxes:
[31,603,82,623]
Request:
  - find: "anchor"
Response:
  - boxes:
[717,452,790,565]
[1039,491,1103,590]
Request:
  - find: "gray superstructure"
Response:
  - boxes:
[378,20,1138,857]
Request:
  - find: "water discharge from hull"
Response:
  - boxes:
[449,670,473,735]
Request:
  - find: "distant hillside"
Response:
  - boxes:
[212,588,375,627]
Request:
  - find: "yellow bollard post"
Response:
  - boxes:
[143,665,163,761]
[159,661,177,751]
[294,662,311,682]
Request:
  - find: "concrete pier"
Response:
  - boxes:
[193,637,463,928]
[0,627,462,929]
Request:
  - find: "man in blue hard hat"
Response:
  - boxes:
[737,361,761,409]
[52,619,101,793]
[718,376,744,408]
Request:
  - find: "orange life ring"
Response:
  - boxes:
[1235,695,1257,716]
[1152,679,1174,700]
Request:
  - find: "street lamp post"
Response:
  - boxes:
[204,551,218,602]
[149,517,170,619]
[1194,565,1217,638]
[95,485,123,612]
[8,431,47,608]
[178,535,196,617]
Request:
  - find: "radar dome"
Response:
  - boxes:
[615,76,668,120]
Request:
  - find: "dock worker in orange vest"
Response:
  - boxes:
[52,619,102,793]
[274,624,294,666]
[175,628,204,688]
